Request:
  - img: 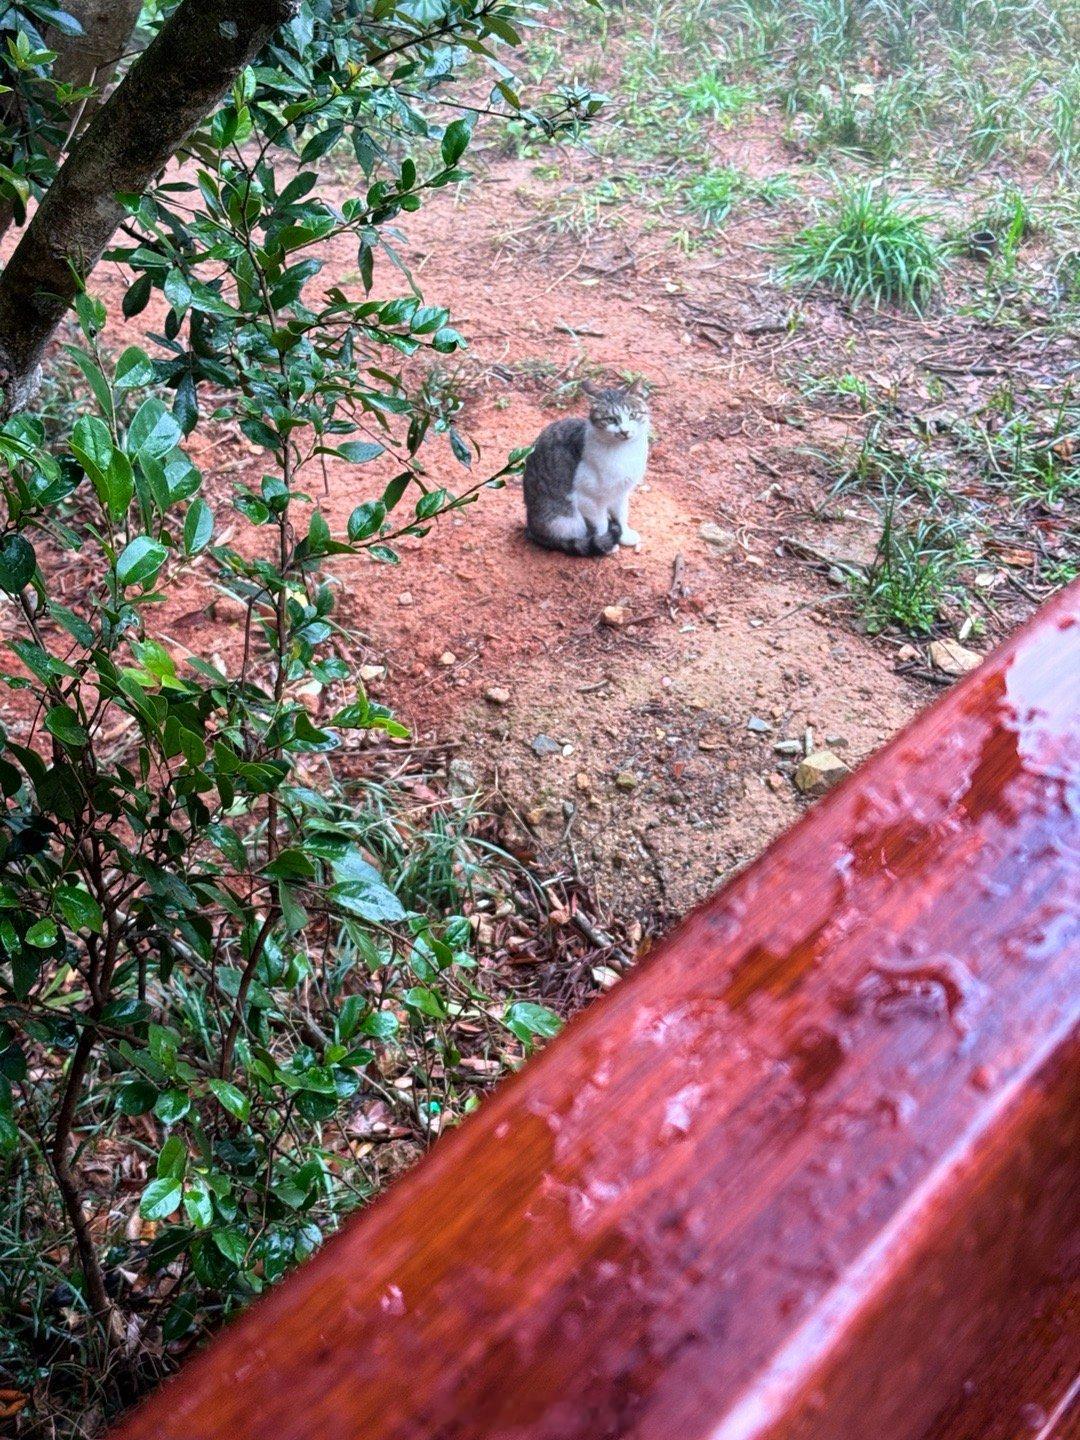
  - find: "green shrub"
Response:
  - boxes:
[778,180,946,311]
[0,6,594,1433]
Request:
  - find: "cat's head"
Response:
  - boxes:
[582,378,648,441]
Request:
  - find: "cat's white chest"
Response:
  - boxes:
[576,431,649,497]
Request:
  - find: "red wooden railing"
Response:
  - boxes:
[111,584,1080,1440]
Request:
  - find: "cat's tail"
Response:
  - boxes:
[526,516,621,557]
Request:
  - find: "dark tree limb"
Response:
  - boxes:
[47,0,145,134]
[0,0,299,418]
[0,1,144,245]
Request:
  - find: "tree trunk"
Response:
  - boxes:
[0,0,299,418]
[0,0,144,245]
[48,0,145,129]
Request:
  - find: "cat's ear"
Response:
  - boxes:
[581,379,603,399]
[626,377,647,398]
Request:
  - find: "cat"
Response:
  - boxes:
[523,378,649,556]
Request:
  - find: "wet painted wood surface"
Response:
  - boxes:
[111,584,1080,1440]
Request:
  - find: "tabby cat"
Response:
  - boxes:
[523,379,649,555]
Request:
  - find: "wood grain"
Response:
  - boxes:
[111,584,1080,1440]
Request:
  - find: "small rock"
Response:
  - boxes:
[699,522,737,553]
[531,734,561,757]
[209,594,248,622]
[773,739,802,756]
[929,638,982,677]
[439,651,456,667]
[698,732,724,752]
[896,643,919,663]
[397,591,414,607]
[767,771,787,792]
[484,686,511,705]
[591,965,622,990]
[794,749,851,797]
[447,758,479,797]
[601,605,627,628]
[359,664,385,682]
[746,715,772,734]
[575,771,592,792]
[614,771,638,791]
[473,917,495,947]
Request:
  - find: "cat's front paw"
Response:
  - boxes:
[618,528,642,547]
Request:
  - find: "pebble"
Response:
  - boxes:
[601,605,627,628]
[447,758,479,796]
[746,715,772,734]
[615,771,638,791]
[929,638,982,676]
[359,664,385,682]
[397,592,414,606]
[773,739,802,755]
[699,522,737,552]
[438,651,456,667]
[531,734,561,757]
[767,772,787,792]
[484,686,511,705]
[794,749,851,797]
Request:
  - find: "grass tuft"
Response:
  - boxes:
[686,167,797,225]
[675,73,755,122]
[856,496,969,634]
[778,180,946,311]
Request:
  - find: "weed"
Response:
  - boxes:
[1049,63,1080,174]
[536,177,628,238]
[945,66,1036,163]
[685,166,796,225]
[778,180,946,312]
[802,370,875,411]
[806,76,923,159]
[675,73,756,122]
[856,494,968,633]
[988,415,1079,507]
[1042,557,1079,589]
[832,424,950,501]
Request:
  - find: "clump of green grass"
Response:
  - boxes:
[778,180,946,312]
[675,73,756,122]
[856,497,968,634]
[801,370,875,411]
[687,167,796,225]
[832,424,949,502]
[1050,63,1080,174]
[945,66,1036,163]
[807,76,923,159]
[987,414,1079,508]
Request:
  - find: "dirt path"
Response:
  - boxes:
[22,101,1063,932]
[251,156,930,926]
